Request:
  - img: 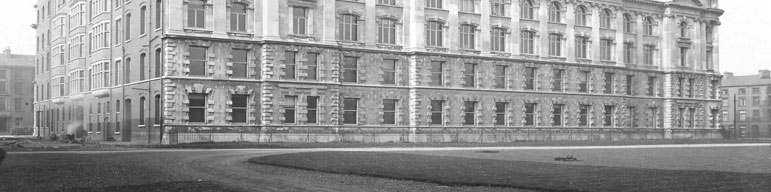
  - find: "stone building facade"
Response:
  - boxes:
[34,0,724,144]
[719,70,771,138]
[0,48,35,134]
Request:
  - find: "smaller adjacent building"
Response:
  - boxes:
[720,70,771,138]
[0,47,35,134]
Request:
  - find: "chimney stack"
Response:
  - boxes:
[760,69,771,79]
[2,47,9,57]
[724,72,733,78]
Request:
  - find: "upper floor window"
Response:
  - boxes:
[600,9,612,29]
[90,21,111,50]
[520,0,535,20]
[491,0,505,16]
[292,7,308,35]
[459,24,476,49]
[155,0,162,29]
[338,14,359,41]
[90,61,110,90]
[644,45,655,65]
[643,17,655,35]
[140,6,147,35]
[600,39,613,60]
[125,13,131,40]
[426,0,442,9]
[680,47,688,66]
[491,28,506,52]
[460,0,475,13]
[426,21,444,47]
[548,34,562,56]
[548,2,561,23]
[378,19,397,44]
[520,31,535,54]
[679,21,688,38]
[188,0,206,28]
[189,47,206,76]
[706,25,714,42]
[575,36,588,59]
[575,6,588,26]
[623,14,635,33]
[230,3,247,32]
[378,0,396,6]
[624,43,635,64]
[343,57,358,83]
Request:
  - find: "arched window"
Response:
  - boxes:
[643,17,654,35]
[338,14,359,41]
[139,96,145,126]
[125,13,131,40]
[139,53,146,81]
[575,6,588,26]
[600,9,612,29]
[230,3,246,32]
[623,14,634,33]
[154,94,161,125]
[548,2,561,23]
[124,58,131,83]
[426,21,444,47]
[140,6,147,35]
[459,24,476,49]
[155,48,162,78]
[679,21,688,38]
[520,0,534,20]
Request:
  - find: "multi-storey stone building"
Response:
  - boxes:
[34,0,724,144]
[0,48,35,134]
[719,70,771,138]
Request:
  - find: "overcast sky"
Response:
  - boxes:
[1,1,767,76]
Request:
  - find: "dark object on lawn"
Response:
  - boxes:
[554,155,578,161]
[475,150,500,153]
[0,147,5,166]
[61,134,82,144]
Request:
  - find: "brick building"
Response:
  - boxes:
[719,70,771,138]
[34,0,724,144]
[0,48,35,134]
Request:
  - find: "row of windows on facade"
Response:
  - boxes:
[36,49,163,100]
[0,97,28,112]
[727,96,771,108]
[729,86,771,95]
[0,81,26,95]
[36,95,162,134]
[724,109,771,122]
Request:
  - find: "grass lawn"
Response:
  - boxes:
[252,151,771,192]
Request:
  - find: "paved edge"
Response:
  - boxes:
[7,143,771,154]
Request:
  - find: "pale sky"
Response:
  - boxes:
[0,1,767,76]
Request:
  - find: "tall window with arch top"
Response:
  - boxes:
[575,6,588,26]
[623,14,635,33]
[548,2,561,23]
[520,0,535,20]
[643,17,655,35]
[600,9,612,29]
[679,21,688,38]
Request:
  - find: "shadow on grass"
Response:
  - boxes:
[65,181,243,192]
[251,152,771,192]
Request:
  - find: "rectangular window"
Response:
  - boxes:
[306,53,318,80]
[426,0,442,9]
[430,100,443,125]
[189,47,206,76]
[382,59,396,85]
[752,87,760,94]
[463,63,476,88]
[284,51,296,79]
[343,98,358,124]
[644,45,655,65]
[230,49,247,78]
[495,102,507,126]
[338,14,359,41]
[426,21,444,47]
[284,96,296,124]
[678,78,685,97]
[491,0,505,16]
[125,13,131,40]
[739,110,746,121]
[140,6,147,35]
[648,76,657,96]
[650,107,659,128]
[552,69,563,92]
[383,99,396,125]
[230,4,247,32]
[231,94,247,123]
[628,107,636,128]
[579,105,590,126]
[187,0,205,28]
[579,71,589,93]
[378,0,396,6]
[521,31,535,54]
[156,0,162,29]
[689,108,696,127]
[548,34,561,56]
[600,39,612,60]
[576,37,588,59]
[343,57,358,83]
[460,25,475,49]
[753,96,760,105]
[525,103,537,126]
[524,67,536,90]
[463,101,476,125]
[604,105,614,127]
[491,28,505,52]
[292,7,307,35]
[553,104,564,127]
[680,47,688,66]
[624,43,635,64]
[430,61,443,86]
[626,75,634,95]
[378,19,396,44]
[460,0,475,12]
[307,96,318,124]
[188,93,206,122]
[688,78,695,98]
[495,65,506,89]
[604,73,614,94]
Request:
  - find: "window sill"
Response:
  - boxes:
[624,32,636,35]
[424,7,449,12]
[490,51,511,57]
[519,18,539,22]
[490,15,510,19]
[547,21,566,25]
[288,34,315,40]
[599,60,617,65]
[425,46,448,52]
[375,4,403,8]
[337,0,365,5]
[139,34,147,38]
[458,11,480,15]
[458,49,480,55]
[183,28,213,34]
[227,31,254,38]
[599,28,616,31]
[375,43,402,50]
[336,41,365,47]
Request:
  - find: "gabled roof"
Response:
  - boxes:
[722,75,771,87]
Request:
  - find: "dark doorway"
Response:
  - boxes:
[123,99,132,142]
[751,125,760,138]
[0,118,7,133]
